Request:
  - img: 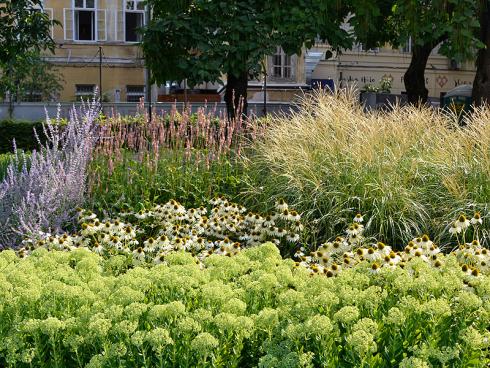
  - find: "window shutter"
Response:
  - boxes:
[290,55,297,79]
[63,8,74,41]
[116,10,124,41]
[43,8,54,38]
[97,9,107,41]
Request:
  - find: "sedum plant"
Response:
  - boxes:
[0,243,489,367]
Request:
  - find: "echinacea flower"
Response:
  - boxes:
[353,213,364,223]
[133,247,145,262]
[275,198,288,212]
[471,212,483,225]
[449,222,462,235]
[456,215,470,230]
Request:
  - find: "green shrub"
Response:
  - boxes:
[243,91,490,247]
[0,153,12,180]
[87,107,255,213]
[0,243,489,367]
[0,120,45,154]
[87,150,246,213]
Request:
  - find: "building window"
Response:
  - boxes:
[75,84,96,100]
[23,91,43,102]
[64,0,106,42]
[125,0,145,42]
[126,85,145,102]
[402,37,412,53]
[74,0,96,41]
[270,47,293,80]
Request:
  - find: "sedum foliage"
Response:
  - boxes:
[0,243,490,367]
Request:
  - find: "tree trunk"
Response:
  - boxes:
[224,71,248,119]
[404,43,434,105]
[472,1,490,106]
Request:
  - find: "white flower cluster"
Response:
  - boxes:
[449,213,483,235]
[454,240,490,276]
[17,197,302,266]
[294,213,487,278]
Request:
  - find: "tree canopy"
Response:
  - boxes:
[374,0,483,103]
[143,0,385,115]
[0,0,59,101]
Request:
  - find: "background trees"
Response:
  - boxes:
[143,0,360,116]
[144,0,489,109]
[472,1,490,106]
[372,0,482,104]
[0,0,60,104]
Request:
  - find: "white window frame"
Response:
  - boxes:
[123,0,146,43]
[269,47,294,81]
[75,84,96,99]
[126,85,145,102]
[43,8,54,39]
[32,2,54,39]
[402,37,412,54]
[64,0,106,42]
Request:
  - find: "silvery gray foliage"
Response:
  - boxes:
[0,98,100,248]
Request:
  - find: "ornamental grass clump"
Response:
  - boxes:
[1,243,490,367]
[0,101,98,248]
[243,89,490,247]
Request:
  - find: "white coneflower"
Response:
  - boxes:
[133,247,145,262]
[449,222,462,235]
[471,212,483,225]
[353,213,364,223]
[292,221,304,232]
[294,248,306,259]
[286,233,300,243]
[348,233,362,245]
[288,210,301,222]
[263,215,275,227]
[369,262,381,274]
[365,247,381,261]
[113,220,125,231]
[239,234,251,242]
[102,221,112,233]
[276,227,287,238]
[419,234,433,250]
[153,253,166,265]
[275,198,288,212]
[81,211,97,222]
[143,237,158,252]
[346,224,361,236]
[134,210,148,220]
[279,209,290,221]
[456,214,470,230]
[429,245,441,256]
[92,242,104,255]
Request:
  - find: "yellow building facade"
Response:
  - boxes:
[42,0,147,102]
[309,42,475,99]
[40,2,476,103]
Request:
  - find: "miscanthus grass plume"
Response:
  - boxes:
[0,101,98,248]
[243,89,490,247]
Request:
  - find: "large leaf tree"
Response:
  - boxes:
[387,0,483,104]
[142,0,381,116]
[473,1,490,106]
[0,0,59,102]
